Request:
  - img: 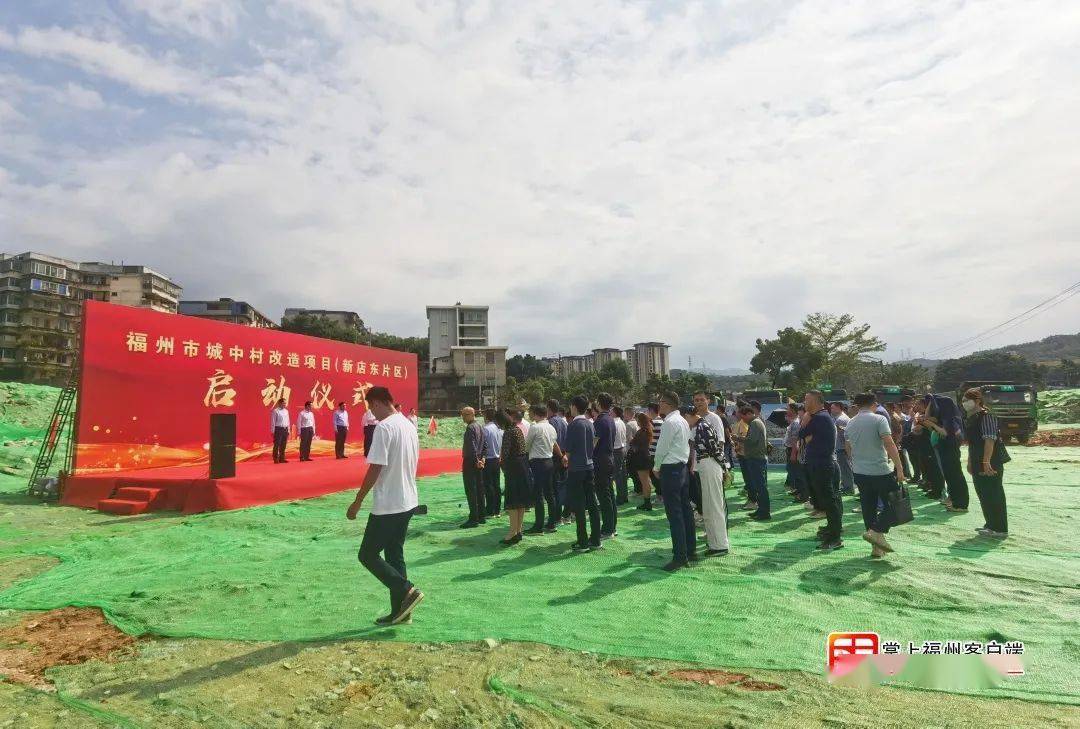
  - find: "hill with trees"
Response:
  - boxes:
[974,332,1080,365]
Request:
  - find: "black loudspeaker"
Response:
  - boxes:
[209,413,237,479]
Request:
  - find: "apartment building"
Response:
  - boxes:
[631,341,671,384]
[451,345,508,387]
[551,342,670,384]
[179,298,276,328]
[0,252,182,384]
[80,262,181,313]
[282,308,366,333]
[426,303,490,374]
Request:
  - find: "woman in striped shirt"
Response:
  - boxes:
[961,388,1010,537]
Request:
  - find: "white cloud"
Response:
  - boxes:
[1,0,1079,365]
[124,0,243,40]
[59,82,106,110]
[0,26,198,96]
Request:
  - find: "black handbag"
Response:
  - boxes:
[887,485,915,526]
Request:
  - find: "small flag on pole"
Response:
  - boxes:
[428,416,438,435]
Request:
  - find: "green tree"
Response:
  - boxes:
[520,378,547,406]
[506,354,551,381]
[800,312,886,385]
[280,313,428,360]
[932,351,1042,392]
[280,313,364,344]
[1061,358,1079,386]
[498,376,524,410]
[749,327,823,391]
[642,373,675,401]
[598,359,634,389]
[880,361,932,392]
[673,372,712,398]
[367,331,429,360]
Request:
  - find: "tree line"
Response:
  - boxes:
[283,311,1066,409]
[280,312,428,361]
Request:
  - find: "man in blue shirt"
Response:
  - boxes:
[799,390,843,550]
[563,395,601,552]
[593,392,618,538]
[481,409,503,518]
[547,399,568,522]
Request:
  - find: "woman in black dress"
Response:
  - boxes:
[497,410,532,545]
[627,412,655,510]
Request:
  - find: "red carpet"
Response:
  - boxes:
[61,450,461,514]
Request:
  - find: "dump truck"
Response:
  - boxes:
[957,381,1038,444]
[871,385,917,404]
[817,384,850,407]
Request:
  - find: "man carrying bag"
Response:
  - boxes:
[844,393,909,560]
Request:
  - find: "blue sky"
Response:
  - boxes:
[1,0,1078,368]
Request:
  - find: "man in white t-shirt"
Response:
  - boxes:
[347,386,423,626]
[361,408,379,455]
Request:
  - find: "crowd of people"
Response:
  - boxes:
[343,383,1011,625]
[455,386,1011,568]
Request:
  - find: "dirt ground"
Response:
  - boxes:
[0,608,134,689]
[0,605,1076,728]
[1026,428,1080,446]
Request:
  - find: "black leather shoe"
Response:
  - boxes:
[661,560,687,572]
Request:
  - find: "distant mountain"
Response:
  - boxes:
[975,333,1080,365]
[888,334,1080,371]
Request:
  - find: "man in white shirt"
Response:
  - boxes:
[333,401,350,459]
[830,401,854,494]
[623,408,640,494]
[651,392,695,571]
[297,401,316,461]
[347,386,423,626]
[612,405,629,505]
[524,404,563,534]
[271,399,290,463]
[362,408,379,456]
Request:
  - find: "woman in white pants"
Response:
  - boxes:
[682,408,729,556]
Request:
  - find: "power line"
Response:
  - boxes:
[944,286,1080,355]
[926,280,1080,357]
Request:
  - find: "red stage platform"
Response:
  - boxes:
[61,450,461,515]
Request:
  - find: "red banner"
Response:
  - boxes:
[74,301,418,472]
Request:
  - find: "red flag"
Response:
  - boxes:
[427,416,438,435]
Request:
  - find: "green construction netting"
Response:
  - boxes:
[0,446,1077,705]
